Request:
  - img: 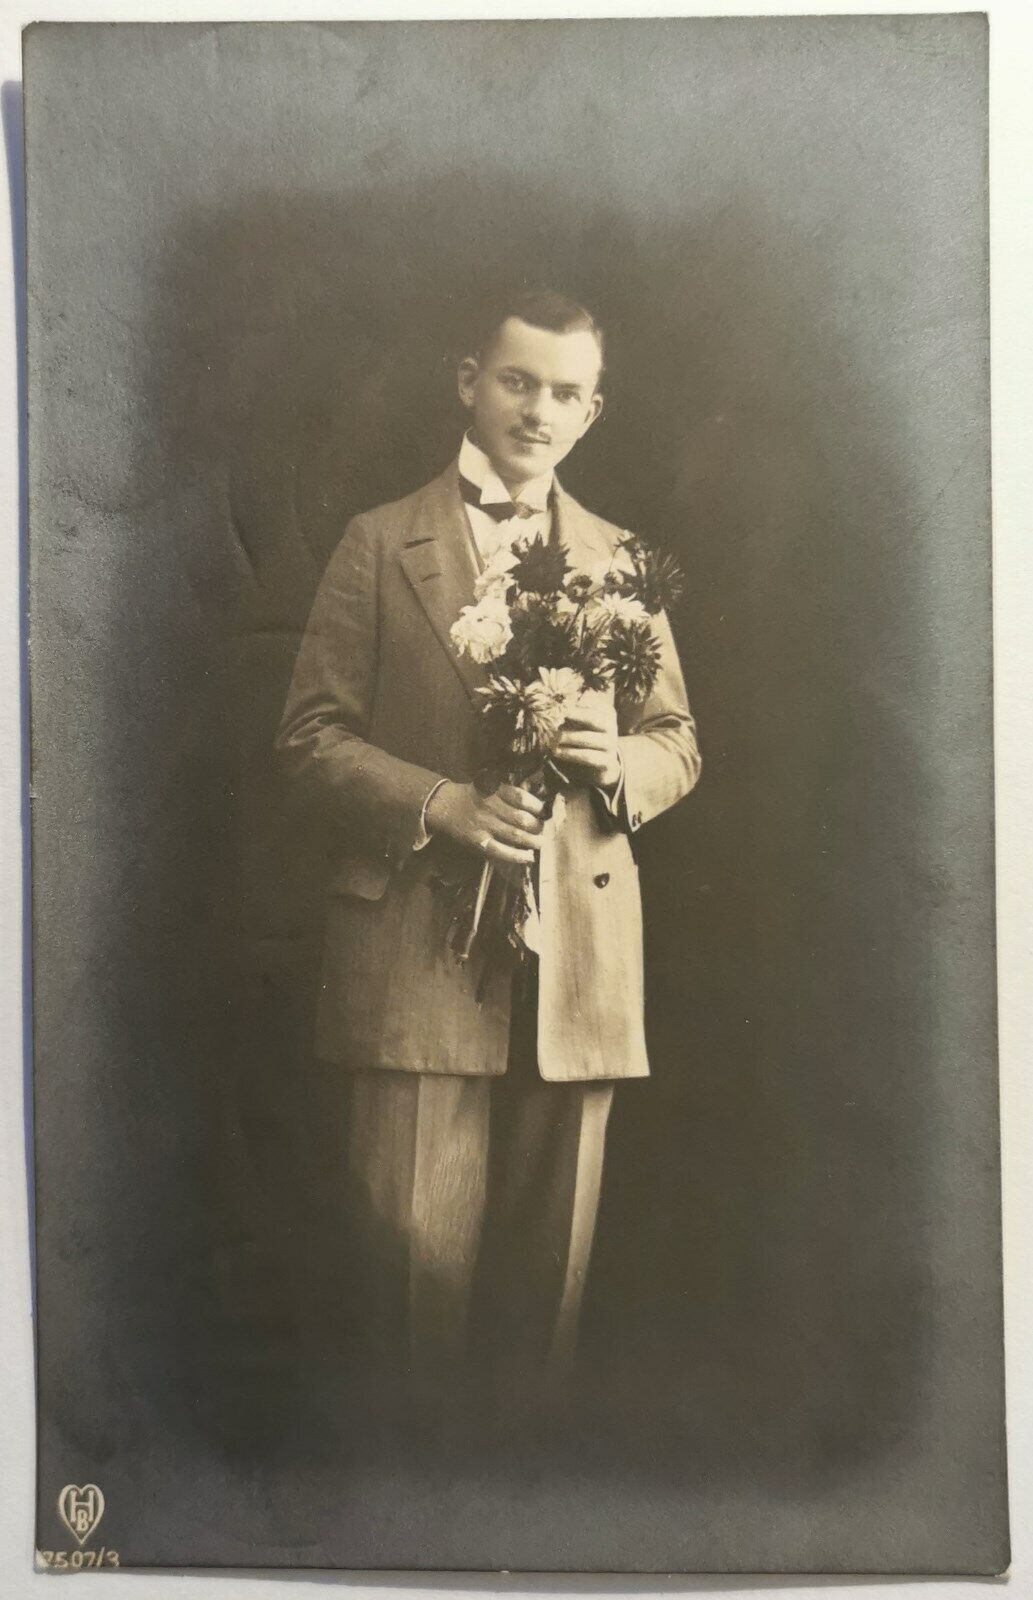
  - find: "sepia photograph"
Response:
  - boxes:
[22,14,1006,1575]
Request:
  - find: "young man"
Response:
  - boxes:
[277,289,700,1391]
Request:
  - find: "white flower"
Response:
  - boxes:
[450,595,513,664]
[519,673,581,755]
[474,544,521,600]
[586,591,649,628]
[536,667,586,715]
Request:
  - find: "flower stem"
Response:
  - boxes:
[455,860,494,963]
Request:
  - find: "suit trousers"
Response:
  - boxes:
[344,973,614,1393]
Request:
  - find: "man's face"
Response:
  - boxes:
[458,316,604,491]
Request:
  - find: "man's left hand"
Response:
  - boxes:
[553,702,621,791]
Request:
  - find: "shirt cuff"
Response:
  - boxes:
[412,777,450,852]
[593,753,625,819]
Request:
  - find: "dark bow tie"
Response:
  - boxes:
[458,473,542,524]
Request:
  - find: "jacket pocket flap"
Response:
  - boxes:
[327,856,391,901]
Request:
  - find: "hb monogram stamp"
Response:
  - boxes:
[36,1484,120,1570]
[57,1484,105,1546]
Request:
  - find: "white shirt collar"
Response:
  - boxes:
[458,432,553,513]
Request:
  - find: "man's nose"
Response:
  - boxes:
[522,389,553,428]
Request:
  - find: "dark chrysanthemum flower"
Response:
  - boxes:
[505,597,580,676]
[613,536,684,616]
[511,534,571,596]
[605,617,662,704]
[477,675,565,759]
[564,572,595,605]
[569,615,616,692]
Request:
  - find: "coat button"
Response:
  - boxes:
[594,872,610,888]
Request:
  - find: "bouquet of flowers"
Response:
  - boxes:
[447,523,683,976]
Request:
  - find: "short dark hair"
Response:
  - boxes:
[468,288,605,382]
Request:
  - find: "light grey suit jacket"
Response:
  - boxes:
[276,459,701,1080]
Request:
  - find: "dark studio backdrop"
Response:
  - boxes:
[25,17,1005,1574]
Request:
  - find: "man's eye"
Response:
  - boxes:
[555,391,579,404]
[501,374,528,393]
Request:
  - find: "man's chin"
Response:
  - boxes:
[500,440,559,476]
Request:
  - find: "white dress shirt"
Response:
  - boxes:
[457,431,553,563]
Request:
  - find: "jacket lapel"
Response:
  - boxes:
[552,481,618,569]
[398,462,488,705]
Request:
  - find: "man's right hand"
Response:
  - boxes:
[425,781,545,866]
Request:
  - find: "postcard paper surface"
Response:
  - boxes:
[26,17,1006,1575]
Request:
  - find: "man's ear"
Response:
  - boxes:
[457,356,480,411]
[578,390,605,439]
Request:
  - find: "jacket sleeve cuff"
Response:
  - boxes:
[412,777,450,853]
[589,753,629,832]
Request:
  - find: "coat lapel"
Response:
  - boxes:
[552,481,618,569]
[398,463,488,705]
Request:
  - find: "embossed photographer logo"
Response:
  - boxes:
[58,1484,104,1545]
[37,1484,120,1570]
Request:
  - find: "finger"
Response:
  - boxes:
[483,838,536,866]
[490,819,544,851]
[562,711,615,734]
[555,750,608,773]
[555,733,611,754]
[498,784,545,815]
[489,796,545,833]
[559,739,614,764]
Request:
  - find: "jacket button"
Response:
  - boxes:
[594,872,610,888]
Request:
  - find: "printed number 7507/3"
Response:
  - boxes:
[37,1548,120,1569]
